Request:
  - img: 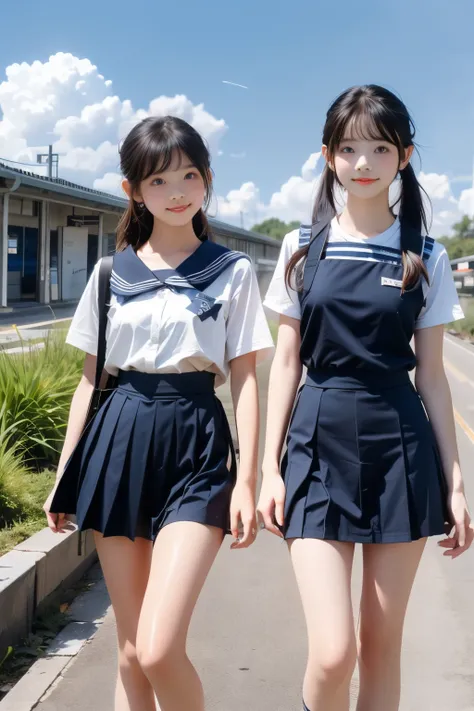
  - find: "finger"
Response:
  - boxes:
[231,518,256,549]
[274,499,285,527]
[446,527,474,559]
[438,538,457,549]
[45,511,59,532]
[457,522,466,549]
[262,508,284,538]
[230,509,240,541]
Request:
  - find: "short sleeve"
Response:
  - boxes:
[263,229,301,320]
[225,258,275,363]
[65,260,101,354]
[416,244,464,330]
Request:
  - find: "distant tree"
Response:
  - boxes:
[251,218,301,240]
[438,214,474,260]
[452,215,474,239]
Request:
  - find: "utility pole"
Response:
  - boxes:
[37,145,59,179]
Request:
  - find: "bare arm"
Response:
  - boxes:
[414,326,462,495]
[228,351,259,548]
[414,325,472,556]
[258,315,302,536]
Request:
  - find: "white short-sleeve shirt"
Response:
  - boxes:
[67,254,274,388]
[263,217,464,330]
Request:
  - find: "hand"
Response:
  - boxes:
[438,491,474,559]
[257,468,286,538]
[43,485,68,534]
[230,481,258,550]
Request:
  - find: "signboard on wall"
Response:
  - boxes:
[61,227,88,300]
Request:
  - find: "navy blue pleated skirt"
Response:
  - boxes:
[282,369,450,543]
[50,371,236,541]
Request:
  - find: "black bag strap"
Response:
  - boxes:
[302,219,331,294]
[95,256,113,389]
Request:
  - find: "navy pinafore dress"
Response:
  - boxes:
[282,219,449,543]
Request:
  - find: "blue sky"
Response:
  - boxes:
[0,0,473,233]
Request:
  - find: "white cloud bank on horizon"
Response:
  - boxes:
[0,52,472,237]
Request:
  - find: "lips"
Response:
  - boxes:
[352,178,378,185]
[167,204,191,213]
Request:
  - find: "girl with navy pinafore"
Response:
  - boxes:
[258,85,473,711]
[44,116,273,711]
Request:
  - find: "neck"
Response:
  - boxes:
[338,189,395,237]
[145,218,200,255]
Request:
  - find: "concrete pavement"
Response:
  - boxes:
[15,341,474,710]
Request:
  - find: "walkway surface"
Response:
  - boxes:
[14,335,474,710]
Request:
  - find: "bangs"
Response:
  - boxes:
[122,117,211,186]
[327,100,405,155]
[141,136,193,181]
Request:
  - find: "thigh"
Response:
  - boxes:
[94,533,153,640]
[137,522,224,651]
[289,538,356,655]
[360,539,427,636]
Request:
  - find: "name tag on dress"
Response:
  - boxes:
[381,277,403,288]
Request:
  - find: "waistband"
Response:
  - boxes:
[117,370,216,398]
[305,369,411,391]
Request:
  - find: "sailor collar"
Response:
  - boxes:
[110,241,249,321]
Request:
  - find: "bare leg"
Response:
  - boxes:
[356,538,427,711]
[290,538,357,711]
[94,533,155,711]
[136,521,224,711]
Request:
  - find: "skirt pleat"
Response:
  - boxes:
[50,372,236,541]
[283,376,448,543]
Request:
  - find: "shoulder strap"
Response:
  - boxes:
[95,256,113,389]
[302,220,331,294]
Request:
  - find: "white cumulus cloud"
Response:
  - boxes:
[0,52,228,189]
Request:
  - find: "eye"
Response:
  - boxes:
[341,146,354,154]
[151,177,164,185]
[184,171,198,179]
[375,146,389,153]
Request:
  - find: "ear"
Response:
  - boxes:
[322,145,335,172]
[399,145,414,171]
[122,179,142,203]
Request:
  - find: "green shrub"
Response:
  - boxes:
[0,332,83,467]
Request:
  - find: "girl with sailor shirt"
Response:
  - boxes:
[44,116,273,711]
[258,85,473,711]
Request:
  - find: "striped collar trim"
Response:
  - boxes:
[110,242,249,298]
[298,224,435,261]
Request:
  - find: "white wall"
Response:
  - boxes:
[61,226,88,300]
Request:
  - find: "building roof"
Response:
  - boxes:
[0,161,280,246]
[450,254,474,265]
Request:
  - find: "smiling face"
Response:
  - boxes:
[124,149,207,228]
[322,113,413,202]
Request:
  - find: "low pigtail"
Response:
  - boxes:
[398,164,430,291]
[116,200,154,252]
[284,166,337,291]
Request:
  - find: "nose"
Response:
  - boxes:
[170,187,185,201]
[355,154,371,171]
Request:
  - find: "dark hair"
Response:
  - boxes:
[116,116,213,251]
[286,85,430,293]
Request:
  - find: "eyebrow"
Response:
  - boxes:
[149,163,195,177]
[340,137,388,143]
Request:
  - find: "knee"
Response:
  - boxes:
[309,640,357,686]
[359,621,401,667]
[137,639,181,679]
[118,640,141,675]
